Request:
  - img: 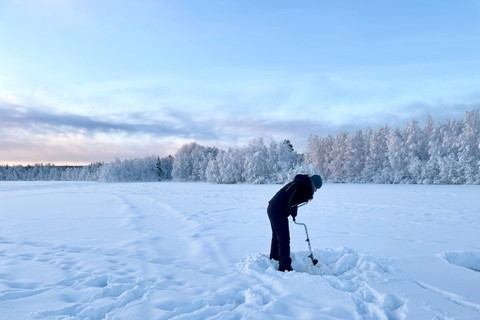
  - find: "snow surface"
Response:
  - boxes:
[1,182,479,320]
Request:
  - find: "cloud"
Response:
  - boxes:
[2,94,479,165]
[397,99,480,123]
[0,105,194,165]
[0,134,182,165]
[0,101,332,163]
[0,103,220,141]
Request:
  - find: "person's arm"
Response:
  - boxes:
[288,183,311,220]
[288,202,298,220]
[287,183,300,219]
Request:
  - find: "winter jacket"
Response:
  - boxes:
[269,175,315,219]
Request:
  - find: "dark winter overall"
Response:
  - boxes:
[267,175,315,271]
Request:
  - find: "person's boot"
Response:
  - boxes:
[279,266,293,272]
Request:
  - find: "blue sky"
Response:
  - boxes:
[1,0,480,165]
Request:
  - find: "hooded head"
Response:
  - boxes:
[311,175,323,189]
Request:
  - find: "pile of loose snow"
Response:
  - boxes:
[238,249,405,320]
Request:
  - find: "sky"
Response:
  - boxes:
[1,0,480,165]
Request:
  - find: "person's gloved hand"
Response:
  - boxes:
[291,211,297,222]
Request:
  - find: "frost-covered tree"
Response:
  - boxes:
[458,109,480,184]
[204,138,303,184]
[387,128,409,183]
[362,126,390,183]
[172,143,219,182]
[220,147,245,184]
[437,119,463,184]
[206,147,245,184]
[243,138,270,184]
[305,134,334,181]
[205,150,223,183]
[328,132,348,182]
[404,120,425,183]
[172,143,197,181]
[157,155,174,181]
[423,116,441,184]
[343,130,366,182]
[66,163,103,181]
[266,139,301,183]
[96,156,161,182]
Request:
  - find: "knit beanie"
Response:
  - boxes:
[311,175,323,189]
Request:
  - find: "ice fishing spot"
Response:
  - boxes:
[238,248,406,320]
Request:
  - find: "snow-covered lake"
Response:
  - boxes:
[1,182,479,319]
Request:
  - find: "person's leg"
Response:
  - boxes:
[275,218,291,271]
[267,204,291,271]
[267,204,279,260]
[269,229,279,260]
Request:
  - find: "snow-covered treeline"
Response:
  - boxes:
[305,109,480,184]
[172,139,309,184]
[2,109,480,184]
[0,163,80,181]
[97,156,174,182]
[0,139,308,184]
[0,156,174,183]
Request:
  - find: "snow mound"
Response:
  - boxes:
[238,248,407,320]
[238,247,394,278]
[439,251,480,272]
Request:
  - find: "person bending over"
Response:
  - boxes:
[267,174,322,272]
